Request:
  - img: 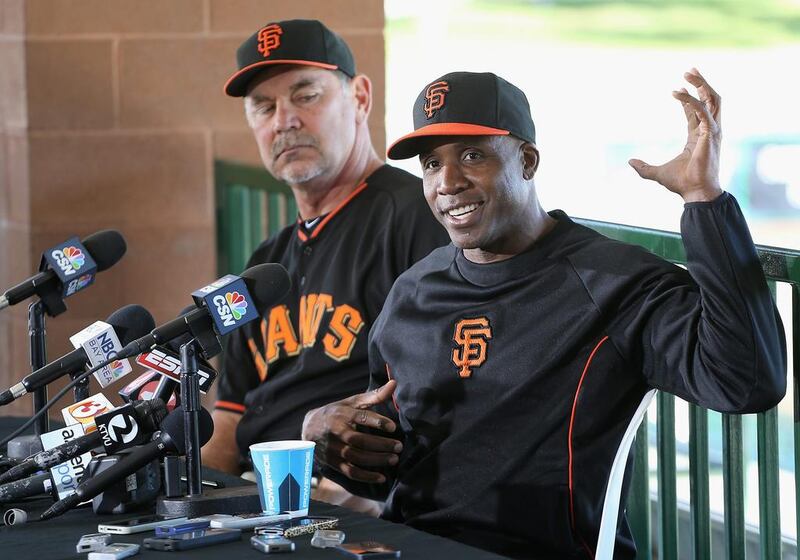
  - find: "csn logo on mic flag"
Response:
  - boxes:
[40,423,92,500]
[192,275,258,335]
[69,321,133,387]
[94,404,147,453]
[40,237,97,297]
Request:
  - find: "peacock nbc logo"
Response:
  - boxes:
[63,246,85,270]
[52,245,86,276]
[213,291,248,327]
[109,360,127,377]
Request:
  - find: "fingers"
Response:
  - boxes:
[628,158,660,182]
[671,88,718,135]
[316,434,401,484]
[349,380,397,408]
[675,87,699,133]
[683,67,722,127]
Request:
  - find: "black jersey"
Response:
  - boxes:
[326,193,786,559]
[215,164,449,460]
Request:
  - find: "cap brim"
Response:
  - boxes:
[224,59,339,97]
[386,122,511,160]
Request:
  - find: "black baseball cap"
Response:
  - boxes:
[387,72,536,160]
[224,19,356,97]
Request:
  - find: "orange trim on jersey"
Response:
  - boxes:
[568,335,609,560]
[295,180,369,242]
[215,400,246,414]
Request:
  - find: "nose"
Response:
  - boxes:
[438,162,469,195]
[272,99,301,133]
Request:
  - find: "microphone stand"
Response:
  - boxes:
[156,318,261,518]
[180,339,202,496]
[29,301,48,436]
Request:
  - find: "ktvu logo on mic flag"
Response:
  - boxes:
[40,237,97,297]
[192,274,259,336]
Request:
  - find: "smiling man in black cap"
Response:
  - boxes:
[302,70,786,558]
[203,20,447,512]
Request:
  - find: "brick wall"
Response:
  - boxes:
[0,0,385,418]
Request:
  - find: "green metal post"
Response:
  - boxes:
[757,406,781,559]
[657,392,678,559]
[689,404,710,559]
[723,414,745,560]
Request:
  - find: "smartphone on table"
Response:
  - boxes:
[142,528,241,551]
[205,512,291,530]
[97,515,188,534]
[251,534,296,553]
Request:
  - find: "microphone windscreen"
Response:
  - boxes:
[106,304,156,346]
[159,406,214,454]
[164,306,216,371]
[240,263,291,314]
[82,230,127,272]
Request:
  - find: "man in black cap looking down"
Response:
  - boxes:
[204,20,448,514]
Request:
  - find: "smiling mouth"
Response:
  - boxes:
[445,202,483,218]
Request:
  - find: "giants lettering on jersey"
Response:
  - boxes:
[248,293,364,380]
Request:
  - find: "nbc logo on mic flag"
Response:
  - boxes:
[63,246,85,270]
[226,291,248,320]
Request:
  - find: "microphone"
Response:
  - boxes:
[0,304,155,406]
[0,230,126,315]
[0,472,55,503]
[116,263,290,360]
[0,399,167,484]
[39,406,214,520]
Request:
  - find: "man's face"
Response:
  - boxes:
[244,66,356,185]
[419,135,533,253]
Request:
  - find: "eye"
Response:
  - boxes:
[295,92,319,104]
[423,158,440,171]
[463,150,482,161]
[252,103,274,116]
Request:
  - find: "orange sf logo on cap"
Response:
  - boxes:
[257,24,283,58]
[424,81,450,118]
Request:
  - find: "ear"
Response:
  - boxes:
[351,74,373,125]
[521,142,540,180]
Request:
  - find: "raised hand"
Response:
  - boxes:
[629,68,724,203]
[302,380,402,483]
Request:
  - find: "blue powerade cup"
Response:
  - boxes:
[250,441,316,517]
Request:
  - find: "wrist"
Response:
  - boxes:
[681,186,723,203]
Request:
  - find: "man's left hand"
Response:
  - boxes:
[629,68,724,203]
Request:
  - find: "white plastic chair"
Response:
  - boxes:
[595,388,657,559]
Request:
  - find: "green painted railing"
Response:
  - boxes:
[578,218,800,559]
[216,159,800,559]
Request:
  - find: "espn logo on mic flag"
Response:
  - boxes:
[69,321,133,387]
[192,274,259,335]
[135,347,217,393]
[39,237,97,297]
[62,393,115,434]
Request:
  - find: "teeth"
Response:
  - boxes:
[448,203,479,217]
